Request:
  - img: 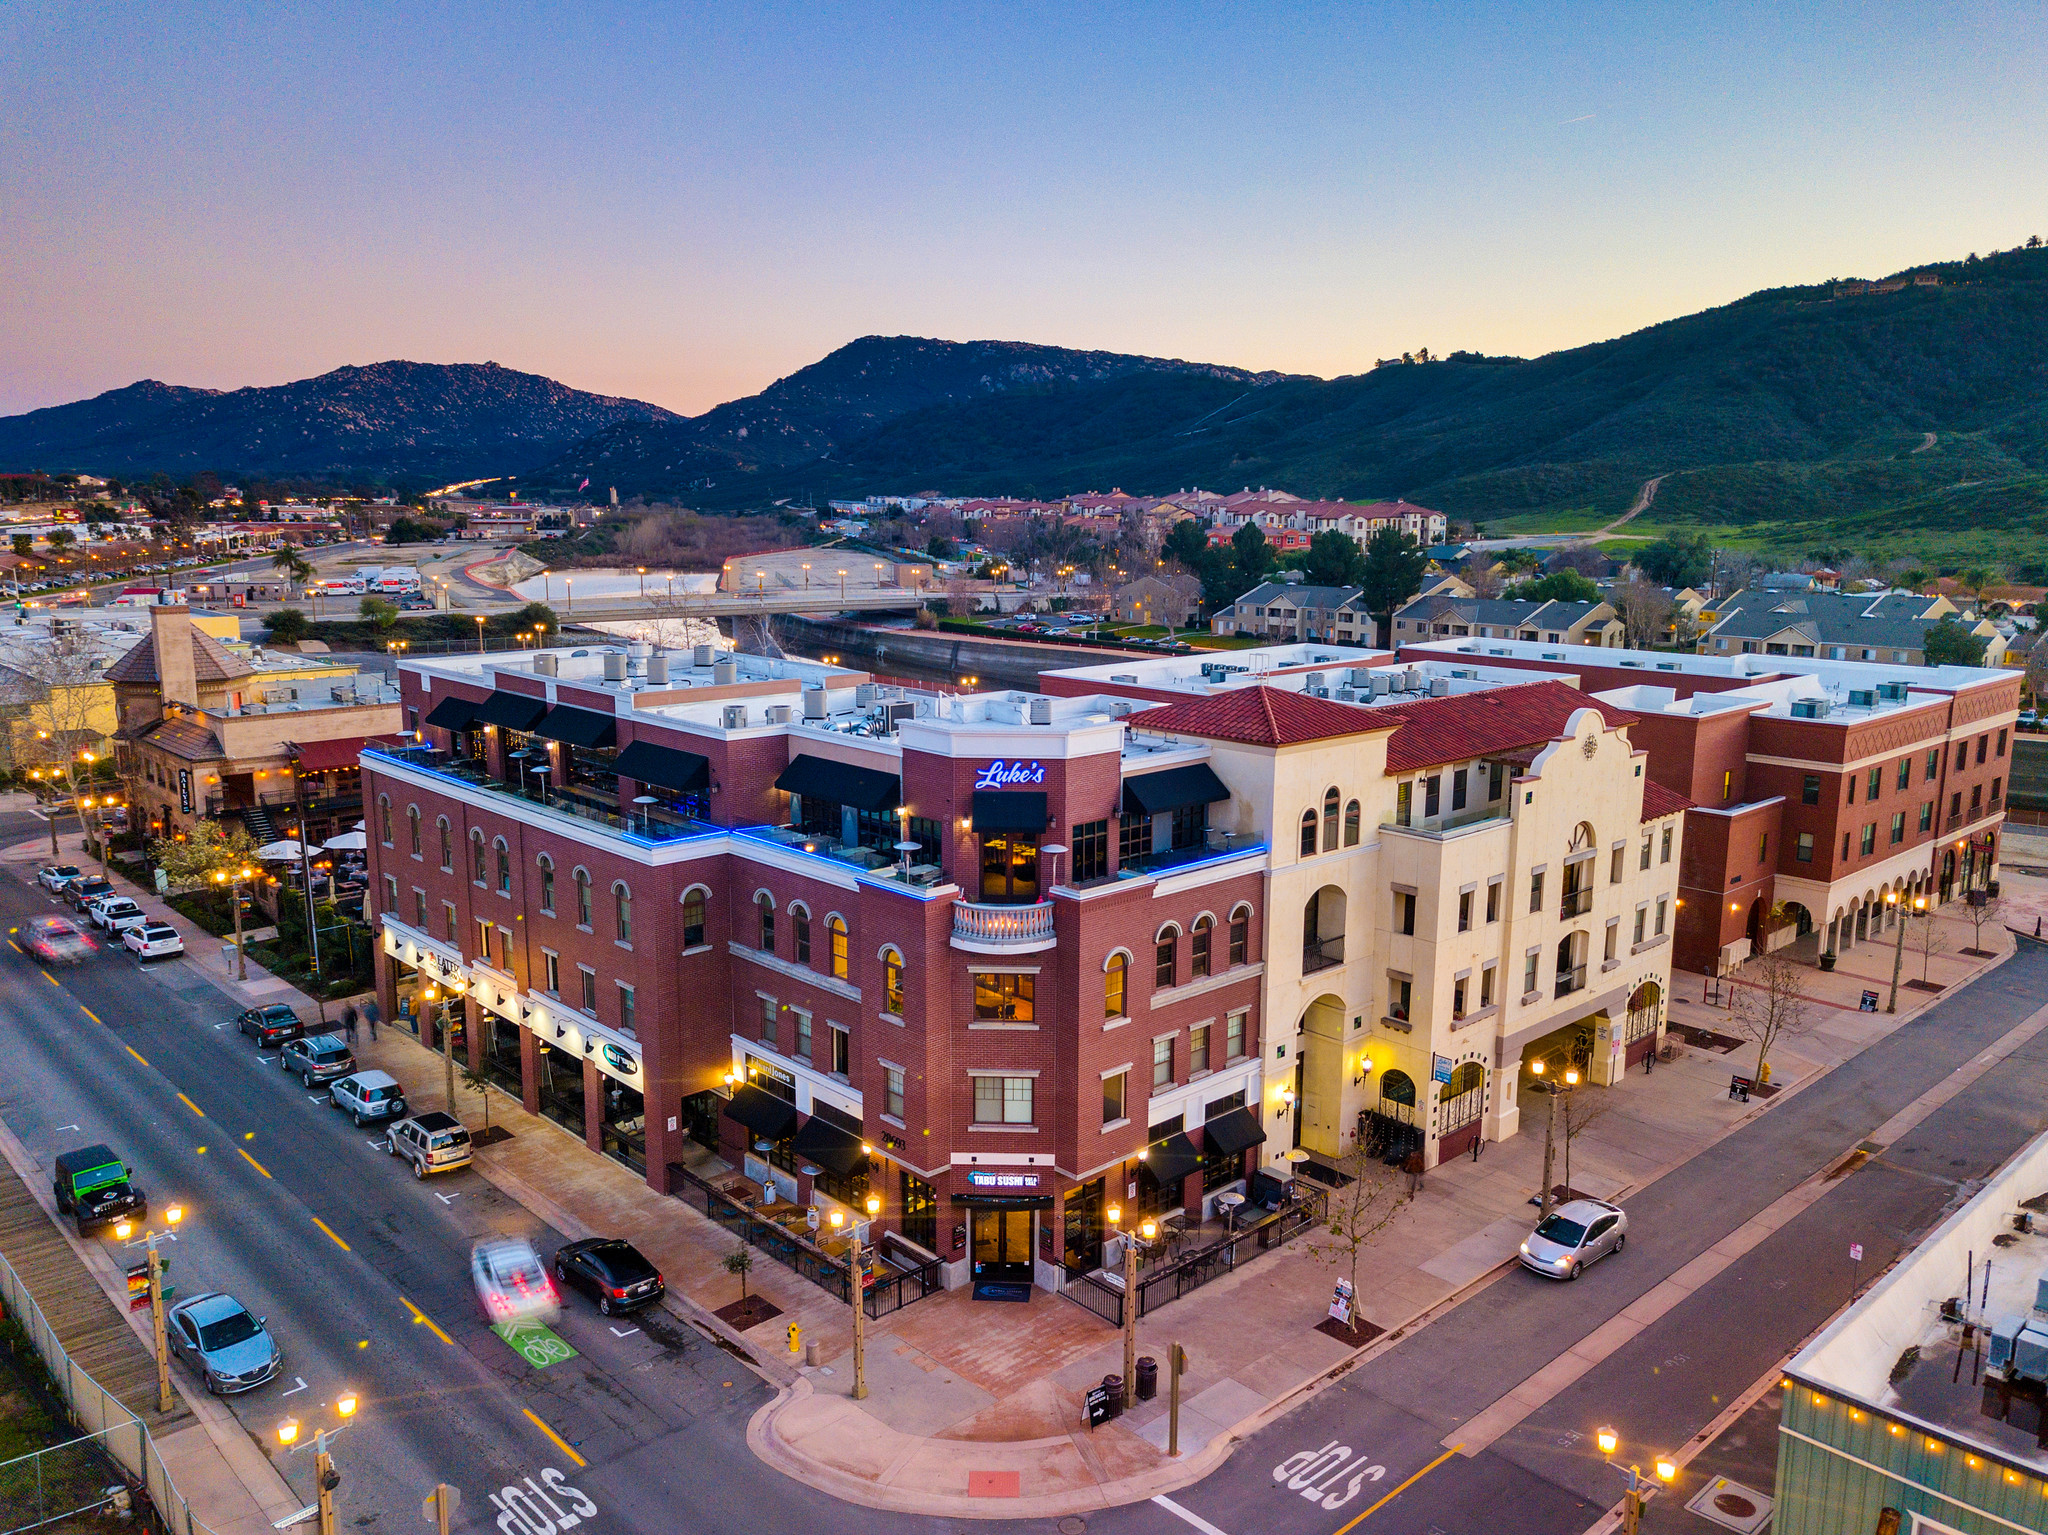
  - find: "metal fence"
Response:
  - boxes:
[0,1428,129,1534]
[0,1249,217,1535]
[1060,1188,1328,1327]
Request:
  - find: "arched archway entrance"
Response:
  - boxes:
[1295,993,1347,1158]
[1437,1062,1486,1161]
[1941,849,1957,904]
[1624,982,1663,1066]
[1363,1069,1421,1165]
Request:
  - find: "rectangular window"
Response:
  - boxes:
[1387,976,1411,1022]
[477,919,492,963]
[1802,774,1821,806]
[1640,834,1652,871]
[1452,768,1468,811]
[1610,845,1625,884]
[1897,758,1911,791]
[413,889,427,928]
[885,1065,904,1121]
[1867,766,1882,801]
[1191,922,1211,978]
[1424,775,1441,818]
[1950,791,1963,820]
[579,967,597,1016]
[544,950,560,996]
[497,926,512,970]
[830,1025,850,1077]
[1998,728,2008,757]
[443,901,457,942]
[1153,1035,1173,1088]
[1486,879,1502,923]
[1072,818,1109,883]
[1890,811,1906,845]
[1119,812,1153,865]
[1453,975,1467,1018]
[1480,965,1495,1007]
[1992,776,2002,804]
[1102,1069,1127,1126]
[1396,781,1412,827]
[1920,801,1933,832]
[1523,951,1539,996]
[1489,761,1505,801]
[539,863,554,913]
[1860,823,1876,855]
[1529,870,1544,914]
[382,874,398,914]
[1633,906,1647,945]
[1723,768,1734,801]
[1977,735,1988,765]
[617,984,636,1037]
[1795,832,1814,863]
[1956,741,1968,772]
[1843,832,1852,859]
[973,1075,1033,1125]
[1396,890,1416,935]
[1190,1023,1211,1075]
[1226,1010,1247,1060]
[1604,921,1618,962]
[760,994,777,1046]
[1155,932,1177,988]
[1457,889,1472,932]
[973,972,1034,1022]
[1655,898,1668,936]
[1660,826,1673,863]
[1758,831,1769,863]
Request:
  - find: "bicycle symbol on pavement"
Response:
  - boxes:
[492,1317,579,1369]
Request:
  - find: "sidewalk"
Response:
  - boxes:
[11,813,2033,1520]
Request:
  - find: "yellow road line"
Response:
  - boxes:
[177,1093,204,1117]
[42,969,58,985]
[124,1044,149,1067]
[311,1217,350,1252]
[236,1146,271,1178]
[1333,1446,1462,1534]
[81,1006,101,1025]
[521,1408,585,1468]
[401,1296,454,1346]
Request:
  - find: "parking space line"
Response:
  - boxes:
[401,1296,454,1346]
[177,1093,205,1117]
[521,1408,585,1468]
[237,1146,272,1178]
[124,1045,149,1067]
[311,1217,350,1252]
[81,1006,101,1025]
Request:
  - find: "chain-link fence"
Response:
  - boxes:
[0,1429,128,1534]
[0,1248,218,1535]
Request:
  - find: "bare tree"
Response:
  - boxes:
[1550,543,1606,577]
[1615,575,1675,650]
[2023,645,2048,711]
[1559,1088,1614,1200]
[945,577,976,618]
[1305,1139,1410,1337]
[1463,558,1505,599]
[1965,896,2004,956]
[1729,949,1814,1085]
[1909,905,1949,982]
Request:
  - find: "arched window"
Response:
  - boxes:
[437,817,452,871]
[537,855,555,914]
[828,914,849,980]
[613,882,632,944]
[1191,914,1214,979]
[1105,952,1128,1020]
[680,888,707,949]
[574,868,591,927]
[1304,885,1345,973]
[1155,924,1179,988]
[1299,809,1318,858]
[1229,903,1251,966]
[1379,1069,1417,1108]
[407,805,421,857]
[378,796,392,845]
[883,947,905,1015]
[470,830,486,884]
[790,903,811,964]
[1322,787,1341,852]
[756,891,776,953]
[1439,1061,1485,1101]
[1344,798,1361,847]
[495,838,511,893]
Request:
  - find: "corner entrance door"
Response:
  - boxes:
[971,1207,1034,1285]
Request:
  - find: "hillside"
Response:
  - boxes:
[0,361,682,486]
[530,335,1292,496]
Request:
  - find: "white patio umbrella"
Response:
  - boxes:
[256,839,314,861]
[322,830,368,851]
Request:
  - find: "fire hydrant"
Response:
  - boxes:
[787,1323,802,1355]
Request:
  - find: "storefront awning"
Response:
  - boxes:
[1122,763,1230,817]
[972,790,1048,834]
[288,735,403,773]
[951,1192,1056,1210]
[1145,1130,1202,1188]
[775,753,900,812]
[472,690,548,731]
[790,1115,867,1179]
[722,1084,797,1141]
[423,695,481,731]
[1201,1105,1267,1158]
[533,705,618,749]
[614,739,711,793]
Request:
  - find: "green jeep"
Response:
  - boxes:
[53,1144,148,1236]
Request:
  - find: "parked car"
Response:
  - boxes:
[329,1070,407,1126]
[236,1004,305,1047]
[386,1111,472,1179]
[280,1033,355,1085]
[1518,1198,1629,1280]
[24,914,97,965]
[36,863,82,892]
[471,1237,560,1324]
[123,923,186,961]
[552,1237,664,1316]
[68,877,115,912]
[88,895,147,933]
[166,1293,281,1394]
[52,1144,147,1235]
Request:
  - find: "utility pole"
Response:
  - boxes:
[1886,889,1924,1013]
[1533,1059,1558,1221]
[214,865,253,980]
[850,1192,880,1399]
[117,1206,184,1412]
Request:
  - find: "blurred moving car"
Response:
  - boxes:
[1518,1198,1629,1280]
[553,1238,664,1316]
[25,914,97,965]
[280,1033,355,1085]
[471,1237,560,1324]
[166,1293,282,1394]
[328,1070,407,1126]
[123,923,186,960]
[386,1111,471,1178]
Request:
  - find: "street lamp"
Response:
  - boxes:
[277,1390,359,1535]
[1886,888,1928,1012]
[473,615,486,654]
[1595,1427,1676,1534]
[116,1204,184,1412]
[1528,1058,1579,1221]
[211,863,256,980]
[833,1192,884,1399]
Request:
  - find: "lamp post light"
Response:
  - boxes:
[1595,1427,1676,1535]
[1107,1203,1153,1398]
[474,615,486,654]
[838,569,848,604]
[212,863,256,980]
[834,1192,883,1399]
[277,1391,359,1535]
[1529,1058,1580,1221]
[801,562,810,588]
[1887,889,1927,1013]
[115,1204,185,1412]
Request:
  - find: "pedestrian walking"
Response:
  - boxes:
[363,998,380,1040]
[342,1003,359,1045]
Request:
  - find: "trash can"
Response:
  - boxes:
[1102,1374,1126,1418]
[1135,1356,1158,1401]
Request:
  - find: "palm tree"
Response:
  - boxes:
[271,545,314,586]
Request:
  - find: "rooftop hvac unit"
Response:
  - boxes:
[1348,668,1375,686]
[1029,697,1054,725]
[1370,674,1392,697]
[2013,1322,2048,1385]
[721,704,748,729]
[712,659,738,684]
[1848,689,1876,708]
[1108,700,1133,718]
[1429,677,1450,697]
[886,701,916,724]
[1656,662,1679,671]
[1878,681,1911,701]
[766,704,792,724]
[603,652,627,682]
[1306,686,1330,699]
[802,686,830,719]
[534,652,559,677]
[645,654,668,685]
[1990,1314,2026,1373]
[1110,674,1139,683]
[1790,698,1831,719]
[1337,687,1359,702]
[855,684,879,706]
[627,641,650,676]
[2037,1274,2048,1314]
[1303,672,1324,692]
[693,644,715,667]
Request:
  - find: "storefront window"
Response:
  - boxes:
[599,1077,645,1175]
[534,1042,586,1137]
[484,1015,523,1098]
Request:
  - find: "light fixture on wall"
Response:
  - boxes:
[1276,1087,1295,1119]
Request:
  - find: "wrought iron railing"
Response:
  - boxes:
[1559,888,1594,918]
[1303,934,1344,973]
[1555,964,1588,998]
[1059,1186,1326,1325]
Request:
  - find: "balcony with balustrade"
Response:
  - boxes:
[950,899,1056,954]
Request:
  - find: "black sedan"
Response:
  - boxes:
[236,1004,304,1047]
[552,1238,664,1316]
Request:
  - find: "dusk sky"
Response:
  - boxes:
[5,2,2044,419]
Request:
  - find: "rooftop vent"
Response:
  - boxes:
[603,652,627,682]
[1029,697,1053,725]
[712,659,738,685]
[802,686,829,719]
[534,652,559,677]
[721,704,748,729]
[766,704,792,724]
[645,654,668,685]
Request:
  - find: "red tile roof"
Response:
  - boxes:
[1133,686,1397,747]
[1641,780,1692,822]
[1376,680,1635,773]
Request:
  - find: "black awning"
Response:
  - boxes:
[614,739,710,793]
[473,690,549,731]
[423,695,480,731]
[1202,1106,1267,1158]
[790,1115,868,1179]
[950,1193,1056,1210]
[775,753,900,813]
[722,1084,798,1141]
[1145,1131,1202,1188]
[533,705,618,749]
[972,790,1049,833]
[1122,762,1231,817]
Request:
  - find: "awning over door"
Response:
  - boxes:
[1121,763,1230,817]
[423,695,481,731]
[971,790,1049,834]
[1145,1131,1202,1188]
[790,1115,867,1179]
[533,705,618,749]
[722,1084,798,1142]
[775,753,900,812]
[613,739,711,793]
[1201,1106,1267,1157]
[472,691,548,731]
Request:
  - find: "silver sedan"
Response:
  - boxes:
[1518,1198,1628,1280]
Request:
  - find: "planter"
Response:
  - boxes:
[1819,951,1837,971]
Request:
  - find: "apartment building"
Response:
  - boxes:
[1400,637,2020,974]
[1391,594,1623,648]
[1212,582,1373,643]
[1214,490,1449,548]
[1696,588,2006,667]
